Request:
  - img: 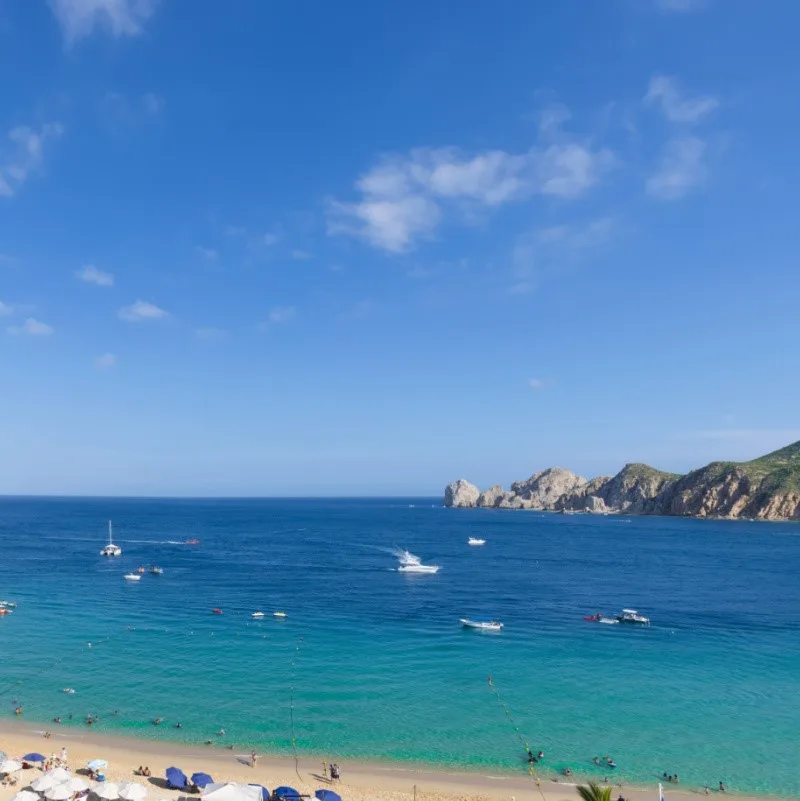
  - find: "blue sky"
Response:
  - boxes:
[1,0,799,496]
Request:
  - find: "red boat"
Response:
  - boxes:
[212,608,223,615]
[584,614,602,622]
[185,539,200,545]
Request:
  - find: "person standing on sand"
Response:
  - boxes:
[322,761,327,781]
[251,751,257,768]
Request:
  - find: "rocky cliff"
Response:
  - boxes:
[443,440,800,521]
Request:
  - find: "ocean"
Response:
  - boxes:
[0,498,798,797]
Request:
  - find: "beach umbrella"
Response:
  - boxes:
[191,774,214,789]
[31,774,62,792]
[87,761,107,772]
[273,787,301,801]
[45,769,73,783]
[315,792,341,801]
[93,783,119,800]
[11,791,40,801]
[1,759,23,774]
[0,751,8,763]
[247,786,269,801]
[64,778,89,793]
[118,783,147,801]
[45,783,74,801]
[23,754,45,764]
[201,784,262,801]
[165,768,187,791]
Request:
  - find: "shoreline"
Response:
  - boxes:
[0,720,783,801]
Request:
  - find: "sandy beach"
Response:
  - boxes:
[0,723,771,801]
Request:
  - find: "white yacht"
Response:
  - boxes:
[123,573,141,581]
[398,563,440,574]
[460,618,503,631]
[100,521,122,557]
[251,611,265,618]
[468,537,486,546]
[618,608,650,625]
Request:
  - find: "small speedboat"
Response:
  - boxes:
[468,537,486,546]
[149,566,164,575]
[584,614,602,622]
[398,563,440,574]
[460,618,503,631]
[124,573,142,581]
[212,608,223,615]
[618,608,650,625]
[251,612,265,618]
[185,539,200,545]
[273,611,286,618]
[63,687,76,695]
[0,608,12,616]
[0,600,17,608]
[598,616,620,625]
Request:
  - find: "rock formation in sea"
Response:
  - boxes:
[443,440,800,521]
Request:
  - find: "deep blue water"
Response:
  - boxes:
[0,498,798,796]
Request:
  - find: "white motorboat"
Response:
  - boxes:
[398,563,440,574]
[0,600,16,608]
[149,566,164,575]
[598,617,620,625]
[460,618,503,631]
[100,521,122,557]
[63,687,76,694]
[468,537,486,546]
[251,612,265,618]
[123,573,141,581]
[273,611,287,618]
[618,608,650,625]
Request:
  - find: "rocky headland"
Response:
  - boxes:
[444,440,800,521]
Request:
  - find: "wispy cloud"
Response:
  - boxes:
[646,136,706,199]
[263,232,280,246]
[645,75,718,124]
[118,300,169,322]
[511,217,616,294]
[49,0,158,46]
[0,123,64,198]
[142,93,163,115]
[195,327,228,341]
[290,249,311,260]
[328,118,615,253]
[265,306,296,325]
[655,0,707,12]
[195,246,218,261]
[94,352,117,369]
[8,317,54,336]
[75,264,114,286]
[528,378,548,390]
[224,225,246,237]
[0,300,13,316]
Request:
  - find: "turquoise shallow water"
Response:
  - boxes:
[0,498,799,796]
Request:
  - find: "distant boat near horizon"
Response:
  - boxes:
[467,537,486,546]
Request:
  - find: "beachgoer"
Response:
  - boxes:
[175,723,182,729]
[594,757,600,765]
[14,706,22,716]
[674,775,679,784]
[251,751,257,768]
[205,740,213,746]
[663,773,668,780]
[218,728,225,736]
[322,761,327,781]
[564,768,572,777]
[137,767,143,776]
[60,747,67,762]
[719,781,726,793]
[537,751,544,760]
[704,788,710,795]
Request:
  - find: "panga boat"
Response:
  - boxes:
[149,566,164,575]
[273,611,287,618]
[585,613,620,625]
[185,539,200,545]
[100,520,122,557]
[618,609,650,625]
[460,618,503,631]
[124,573,141,581]
[398,563,440,573]
[468,537,486,546]
[251,612,265,618]
[0,608,11,616]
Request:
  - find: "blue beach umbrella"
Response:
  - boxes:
[87,760,108,771]
[273,788,301,800]
[315,791,342,801]
[165,768,188,790]
[23,754,45,763]
[191,774,214,789]
[247,786,270,801]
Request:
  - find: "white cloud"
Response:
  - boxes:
[142,93,163,114]
[266,306,296,324]
[195,327,228,341]
[528,378,546,390]
[75,264,114,286]
[94,352,117,369]
[328,130,615,253]
[0,123,64,198]
[655,0,707,11]
[263,232,280,246]
[290,249,311,260]
[647,136,707,199]
[195,246,218,261]
[0,300,13,316]
[118,300,169,321]
[8,317,54,336]
[49,0,158,46]
[645,75,718,124]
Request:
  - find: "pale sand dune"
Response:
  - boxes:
[0,725,764,801]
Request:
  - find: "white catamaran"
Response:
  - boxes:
[100,520,122,557]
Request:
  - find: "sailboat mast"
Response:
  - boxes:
[108,520,113,545]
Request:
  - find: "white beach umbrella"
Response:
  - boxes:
[1,759,23,773]
[31,775,60,792]
[202,784,262,801]
[45,784,74,801]
[118,783,147,801]
[93,783,120,800]
[11,791,40,801]
[45,769,73,783]
[64,778,89,792]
